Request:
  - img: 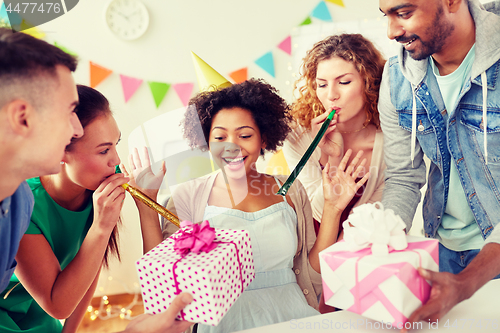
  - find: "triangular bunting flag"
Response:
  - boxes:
[173,82,194,106]
[120,74,143,103]
[311,1,332,21]
[191,52,231,92]
[228,68,248,84]
[277,35,292,55]
[255,52,275,78]
[0,2,10,26]
[54,42,77,57]
[89,62,113,88]
[148,81,170,108]
[325,0,344,7]
[299,16,312,26]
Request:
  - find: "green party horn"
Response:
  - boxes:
[277,108,336,196]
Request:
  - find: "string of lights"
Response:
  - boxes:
[86,276,142,322]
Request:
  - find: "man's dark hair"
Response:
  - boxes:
[0,27,77,77]
[0,28,78,109]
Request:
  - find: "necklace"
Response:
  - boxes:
[338,122,369,134]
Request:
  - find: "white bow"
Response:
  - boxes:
[342,202,407,256]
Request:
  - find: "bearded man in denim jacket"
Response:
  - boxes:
[378,0,500,326]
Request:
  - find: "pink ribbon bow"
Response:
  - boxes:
[174,220,217,256]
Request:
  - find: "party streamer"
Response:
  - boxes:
[276,108,336,196]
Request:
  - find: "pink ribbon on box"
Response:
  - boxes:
[351,246,427,324]
[171,221,245,321]
[174,220,217,256]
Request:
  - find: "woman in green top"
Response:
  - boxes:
[0,85,128,332]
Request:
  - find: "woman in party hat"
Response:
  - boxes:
[131,56,368,330]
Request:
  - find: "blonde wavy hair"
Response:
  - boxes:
[291,34,386,129]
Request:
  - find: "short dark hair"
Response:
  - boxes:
[0,28,78,109]
[0,28,77,78]
[183,78,292,155]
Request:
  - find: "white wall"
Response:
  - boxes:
[14,0,489,296]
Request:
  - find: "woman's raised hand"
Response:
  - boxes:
[311,111,343,159]
[121,147,166,199]
[92,173,128,233]
[322,149,369,213]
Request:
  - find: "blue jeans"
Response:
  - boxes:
[439,243,500,279]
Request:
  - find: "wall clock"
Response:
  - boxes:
[105,0,149,40]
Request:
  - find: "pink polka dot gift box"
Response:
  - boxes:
[136,220,255,326]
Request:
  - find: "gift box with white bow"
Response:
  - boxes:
[136,221,255,326]
[319,202,439,326]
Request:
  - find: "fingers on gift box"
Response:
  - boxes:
[319,202,439,326]
[136,221,255,326]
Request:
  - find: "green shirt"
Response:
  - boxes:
[0,177,93,333]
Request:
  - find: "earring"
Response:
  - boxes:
[60,161,65,165]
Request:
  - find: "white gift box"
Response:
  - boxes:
[319,202,439,325]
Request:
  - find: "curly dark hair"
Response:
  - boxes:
[291,34,386,129]
[182,78,292,155]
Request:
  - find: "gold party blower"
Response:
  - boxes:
[116,165,180,228]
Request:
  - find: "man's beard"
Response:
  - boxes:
[398,5,455,61]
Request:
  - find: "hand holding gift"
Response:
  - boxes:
[319,202,439,326]
[402,268,475,333]
[122,293,194,333]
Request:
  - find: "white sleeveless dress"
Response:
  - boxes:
[197,177,319,333]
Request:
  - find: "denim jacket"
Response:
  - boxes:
[379,0,500,240]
